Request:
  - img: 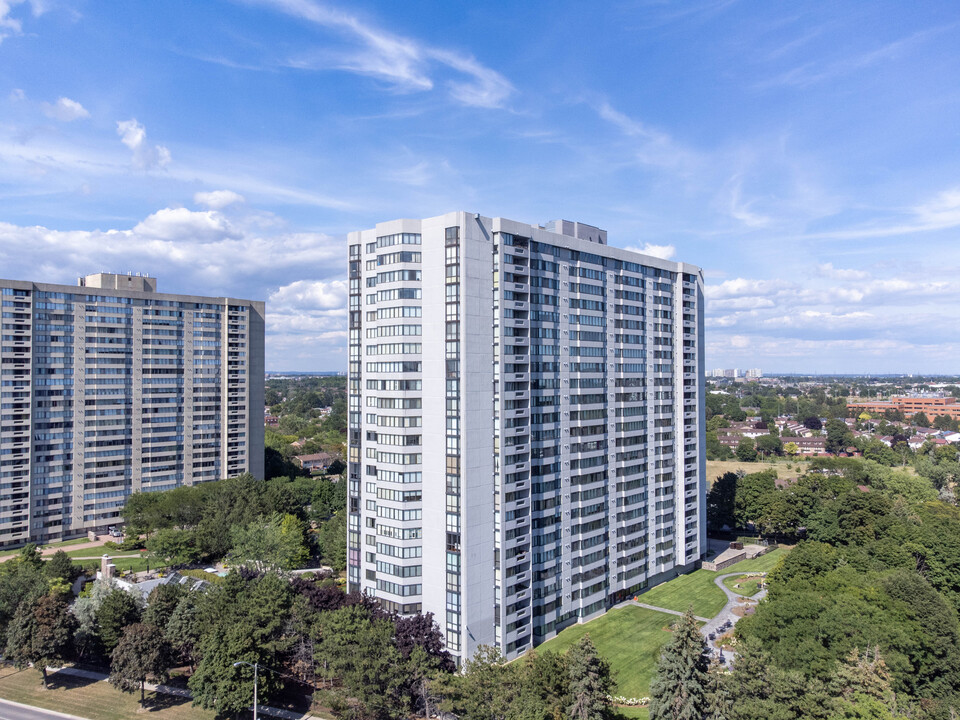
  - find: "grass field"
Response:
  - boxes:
[705,459,805,486]
[0,537,104,561]
[535,605,679,698]
[638,547,789,618]
[614,707,649,719]
[722,575,763,596]
[0,665,218,720]
[74,556,166,574]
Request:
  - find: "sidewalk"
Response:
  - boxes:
[0,538,111,564]
[47,666,323,720]
[699,572,767,662]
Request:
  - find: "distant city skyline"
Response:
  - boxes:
[1,1,959,373]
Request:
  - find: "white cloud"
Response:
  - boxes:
[725,174,771,228]
[9,87,25,101]
[817,262,869,281]
[269,279,347,311]
[0,203,347,369]
[799,186,960,241]
[913,187,960,228]
[705,278,777,300]
[597,101,699,172]
[132,207,241,243]
[116,119,171,170]
[623,242,676,260]
[40,96,89,122]
[251,0,513,108]
[194,189,246,209]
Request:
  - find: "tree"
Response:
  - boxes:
[707,472,737,531]
[143,582,188,633]
[829,647,897,718]
[784,441,800,457]
[96,589,143,654]
[650,610,711,720]
[0,554,47,648]
[510,649,569,720]
[146,528,200,566]
[228,513,309,573]
[803,416,823,431]
[313,604,406,719]
[735,437,757,462]
[755,434,783,458]
[4,594,77,688]
[933,414,959,432]
[567,635,613,720]
[43,550,79,586]
[439,644,517,720]
[164,591,202,668]
[110,623,173,706]
[316,511,348,572]
[189,574,292,717]
[734,470,777,529]
[825,419,854,455]
[911,412,931,428]
[706,432,734,461]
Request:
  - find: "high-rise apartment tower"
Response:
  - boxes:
[0,273,264,547]
[347,213,704,661]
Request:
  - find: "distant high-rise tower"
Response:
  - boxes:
[0,273,264,547]
[347,212,705,661]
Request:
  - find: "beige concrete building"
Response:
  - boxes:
[0,272,264,547]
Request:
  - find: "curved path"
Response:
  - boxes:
[700,572,767,661]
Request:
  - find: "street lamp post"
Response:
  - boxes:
[233,661,258,720]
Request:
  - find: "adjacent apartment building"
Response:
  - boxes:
[0,272,265,547]
[347,212,705,662]
[847,395,960,421]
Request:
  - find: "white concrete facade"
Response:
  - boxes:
[347,212,705,661]
[0,273,265,547]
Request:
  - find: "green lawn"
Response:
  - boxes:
[614,707,649,720]
[0,537,99,561]
[0,665,217,720]
[74,556,167,574]
[722,575,763,596]
[62,546,140,559]
[535,605,678,698]
[639,547,789,618]
[725,547,788,573]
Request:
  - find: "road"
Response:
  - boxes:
[0,699,88,720]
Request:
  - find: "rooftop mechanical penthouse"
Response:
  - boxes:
[0,272,265,547]
[347,212,705,662]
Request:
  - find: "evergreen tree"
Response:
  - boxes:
[704,660,732,720]
[566,634,613,720]
[512,650,569,720]
[110,623,173,706]
[43,550,78,585]
[829,647,897,718]
[143,582,187,634]
[649,610,711,720]
[313,604,405,719]
[164,590,202,667]
[4,594,77,688]
[96,589,143,654]
[437,645,517,720]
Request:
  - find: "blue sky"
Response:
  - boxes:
[1,0,959,373]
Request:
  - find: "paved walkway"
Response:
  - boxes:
[633,602,710,623]
[46,666,319,720]
[0,538,112,564]
[613,568,768,667]
[699,572,767,663]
